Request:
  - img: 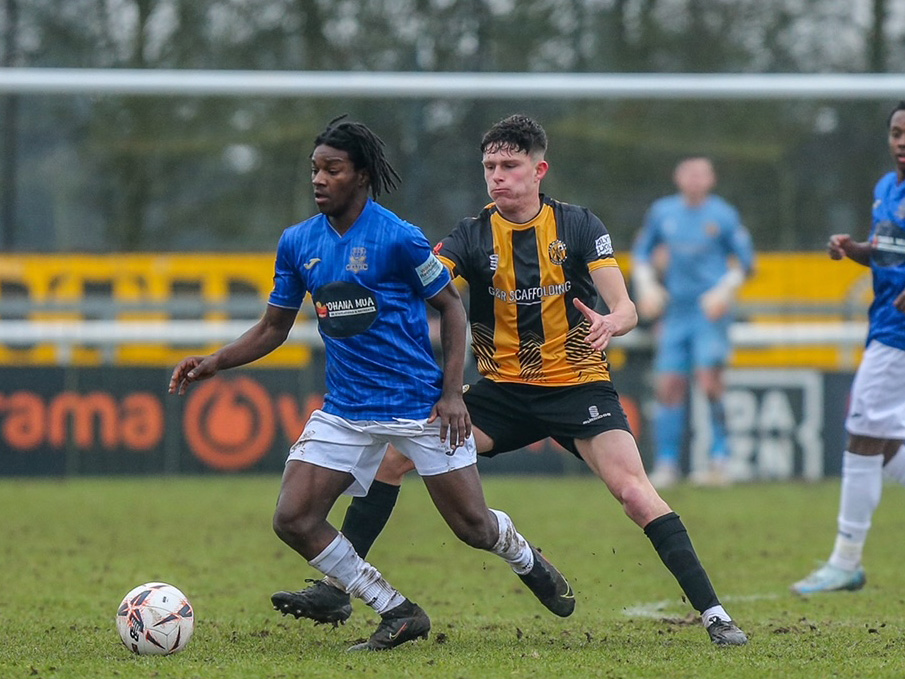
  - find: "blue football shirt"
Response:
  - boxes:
[632,194,754,313]
[867,171,905,351]
[268,199,451,420]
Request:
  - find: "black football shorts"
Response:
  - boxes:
[463,378,632,458]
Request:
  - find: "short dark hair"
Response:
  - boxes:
[888,101,905,128]
[314,115,401,198]
[480,114,548,157]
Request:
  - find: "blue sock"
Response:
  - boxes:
[655,403,686,467]
[709,399,728,461]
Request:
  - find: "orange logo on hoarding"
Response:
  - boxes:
[183,377,275,471]
[0,390,163,450]
[0,381,323,468]
[1,392,46,449]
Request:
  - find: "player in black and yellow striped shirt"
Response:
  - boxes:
[279,115,747,646]
[435,195,617,386]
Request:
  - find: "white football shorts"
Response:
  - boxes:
[286,409,477,496]
[845,340,905,439]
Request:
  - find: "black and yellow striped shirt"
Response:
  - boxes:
[434,196,619,385]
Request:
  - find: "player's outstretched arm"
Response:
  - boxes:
[426,281,471,450]
[828,233,872,266]
[168,304,298,395]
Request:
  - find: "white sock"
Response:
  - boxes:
[701,605,731,625]
[309,533,405,614]
[489,509,534,574]
[882,445,905,484]
[828,452,883,571]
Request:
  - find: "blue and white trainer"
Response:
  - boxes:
[790,563,866,594]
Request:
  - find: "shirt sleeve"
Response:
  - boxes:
[580,209,620,272]
[397,227,451,299]
[723,206,755,274]
[632,205,661,266]
[434,218,471,279]
[267,229,307,309]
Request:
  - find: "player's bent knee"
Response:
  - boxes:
[271,509,295,542]
[618,480,666,526]
[448,513,497,550]
[272,506,316,543]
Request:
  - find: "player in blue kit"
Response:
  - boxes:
[168,116,573,650]
[632,157,754,488]
[792,102,905,594]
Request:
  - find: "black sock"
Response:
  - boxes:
[340,480,401,558]
[644,512,719,613]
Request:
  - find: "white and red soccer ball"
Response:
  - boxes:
[116,582,194,655]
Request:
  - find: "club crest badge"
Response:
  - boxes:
[548,240,568,265]
[346,247,368,273]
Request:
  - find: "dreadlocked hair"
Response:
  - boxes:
[314,115,401,198]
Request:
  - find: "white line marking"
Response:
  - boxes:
[623,593,780,619]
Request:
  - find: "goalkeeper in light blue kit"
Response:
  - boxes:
[792,102,905,594]
[632,157,754,488]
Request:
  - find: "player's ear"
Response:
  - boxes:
[535,159,549,181]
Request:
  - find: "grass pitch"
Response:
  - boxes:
[2,474,905,679]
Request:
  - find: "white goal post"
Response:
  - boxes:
[1,68,905,99]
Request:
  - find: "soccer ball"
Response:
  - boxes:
[116,582,194,655]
